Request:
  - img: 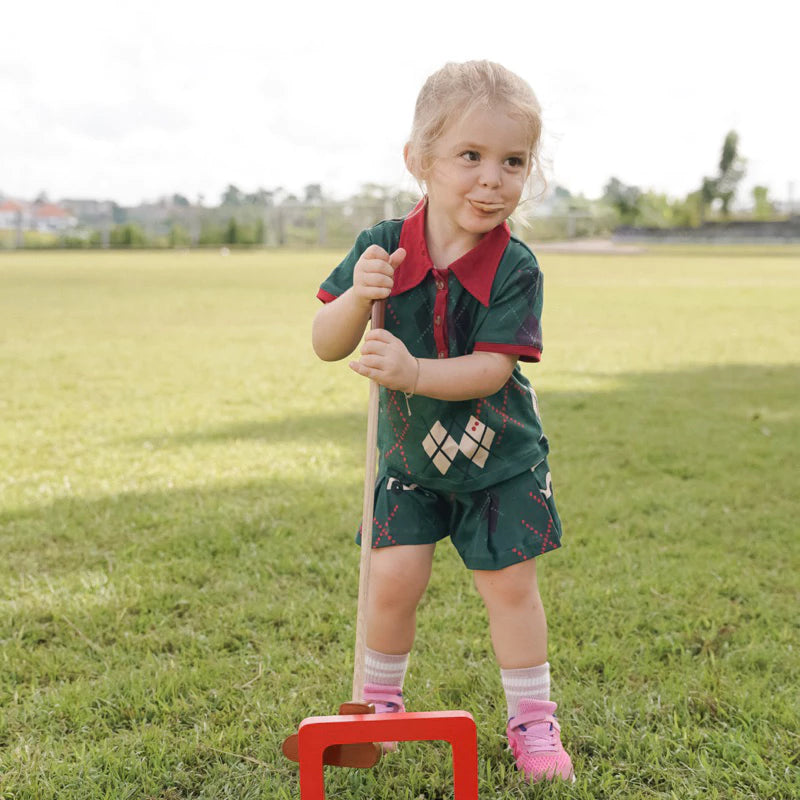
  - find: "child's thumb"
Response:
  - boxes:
[389,247,407,269]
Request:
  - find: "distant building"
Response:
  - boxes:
[0,199,27,230]
[60,198,115,225]
[32,202,77,232]
[0,199,77,232]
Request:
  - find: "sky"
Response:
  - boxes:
[2,0,798,208]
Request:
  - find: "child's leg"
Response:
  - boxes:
[363,543,435,749]
[474,558,573,782]
[473,558,546,669]
[366,543,436,654]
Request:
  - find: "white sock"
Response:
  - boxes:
[364,647,409,689]
[501,662,550,718]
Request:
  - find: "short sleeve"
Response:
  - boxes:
[472,255,544,362]
[317,228,374,303]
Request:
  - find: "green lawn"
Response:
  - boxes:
[1,247,798,799]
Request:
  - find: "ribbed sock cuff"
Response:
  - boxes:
[501,661,550,718]
[364,647,410,689]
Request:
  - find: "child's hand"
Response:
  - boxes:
[349,329,418,392]
[352,246,406,308]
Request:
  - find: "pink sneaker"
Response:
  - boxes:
[506,699,574,783]
[363,683,405,752]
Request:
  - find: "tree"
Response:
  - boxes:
[304,184,323,204]
[110,223,147,248]
[358,183,391,200]
[553,185,572,202]
[221,185,244,206]
[169,223,191,247]
[635,191,677,229]
[752,186,774,220]
[675,191,703,227]
[244,188,274,206]
[716,131,746,216]
[699,176,719,224]
[111,202,126,225]
[224,217,239,244]
[602,177,641,224]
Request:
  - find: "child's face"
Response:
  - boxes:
[423,105,531,244]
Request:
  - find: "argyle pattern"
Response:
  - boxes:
[422,416,496,475]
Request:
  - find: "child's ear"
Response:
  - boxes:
[404,143,420,179]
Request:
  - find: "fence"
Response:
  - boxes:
[0,198,621,250]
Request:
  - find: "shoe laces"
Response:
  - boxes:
[515,714,560,753]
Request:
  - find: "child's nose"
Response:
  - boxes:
[479,162,502,187]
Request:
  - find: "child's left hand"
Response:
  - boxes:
[349,329,418,393]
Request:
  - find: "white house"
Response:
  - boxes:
[0,199,26,230]
[0,200,77,232]
[32,202,77,233]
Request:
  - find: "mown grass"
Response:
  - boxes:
[1,247,798,799]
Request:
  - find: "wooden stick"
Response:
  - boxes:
[352,300,384,704]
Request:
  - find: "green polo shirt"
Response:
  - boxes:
[318,200,550,493]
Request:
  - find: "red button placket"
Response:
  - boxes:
[432,268,449,358]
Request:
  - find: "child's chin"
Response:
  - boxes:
[464,213,502,232]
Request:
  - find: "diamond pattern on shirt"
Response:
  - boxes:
[458,415,495,468]
[422,417,497,475]
[422,421,460,475]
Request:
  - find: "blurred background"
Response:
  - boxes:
[2,0,799,249]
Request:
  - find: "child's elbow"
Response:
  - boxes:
[312,325,354,362]
[312,333,341,362]
[485,352,518,394]
[311,315,337,361]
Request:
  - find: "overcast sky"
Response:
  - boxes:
[2,0,798,207]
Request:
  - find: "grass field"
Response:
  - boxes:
[1,246,798,799]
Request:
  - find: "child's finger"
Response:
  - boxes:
[364,328,395,344]
[357,353,384,369]
[361,244,390,261]
[363,268,394,287]
[363,258,396,279]
[348,360,368,378]
[348,359,381,379]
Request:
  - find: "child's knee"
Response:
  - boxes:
[473,560,541,609]
[369,544,434,609]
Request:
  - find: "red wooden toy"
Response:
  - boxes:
[296,710,479,800]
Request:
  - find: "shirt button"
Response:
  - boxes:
[438,351,446,359]
[436,280,445,290]
[434,315,441,326]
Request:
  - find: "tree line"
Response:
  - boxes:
[1,131,787,250]
[596,131,777,228]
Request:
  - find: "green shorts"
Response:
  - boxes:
[356,460,563,570]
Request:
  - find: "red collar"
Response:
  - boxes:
[393,198,510,307]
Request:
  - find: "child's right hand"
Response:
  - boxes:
[353,245,406,308]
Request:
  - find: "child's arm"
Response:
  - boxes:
[312,245,406,362]
[350,328,517,401]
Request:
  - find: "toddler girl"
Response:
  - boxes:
[312,60,573,784]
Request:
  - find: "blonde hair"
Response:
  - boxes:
[406,60,546,200]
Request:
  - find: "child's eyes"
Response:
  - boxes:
[458,151,527,168]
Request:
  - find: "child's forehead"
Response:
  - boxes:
[437,104,531,150]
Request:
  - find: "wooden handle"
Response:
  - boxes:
[351,301,384,703]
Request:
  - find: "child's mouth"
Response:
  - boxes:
[469,200,505,214]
